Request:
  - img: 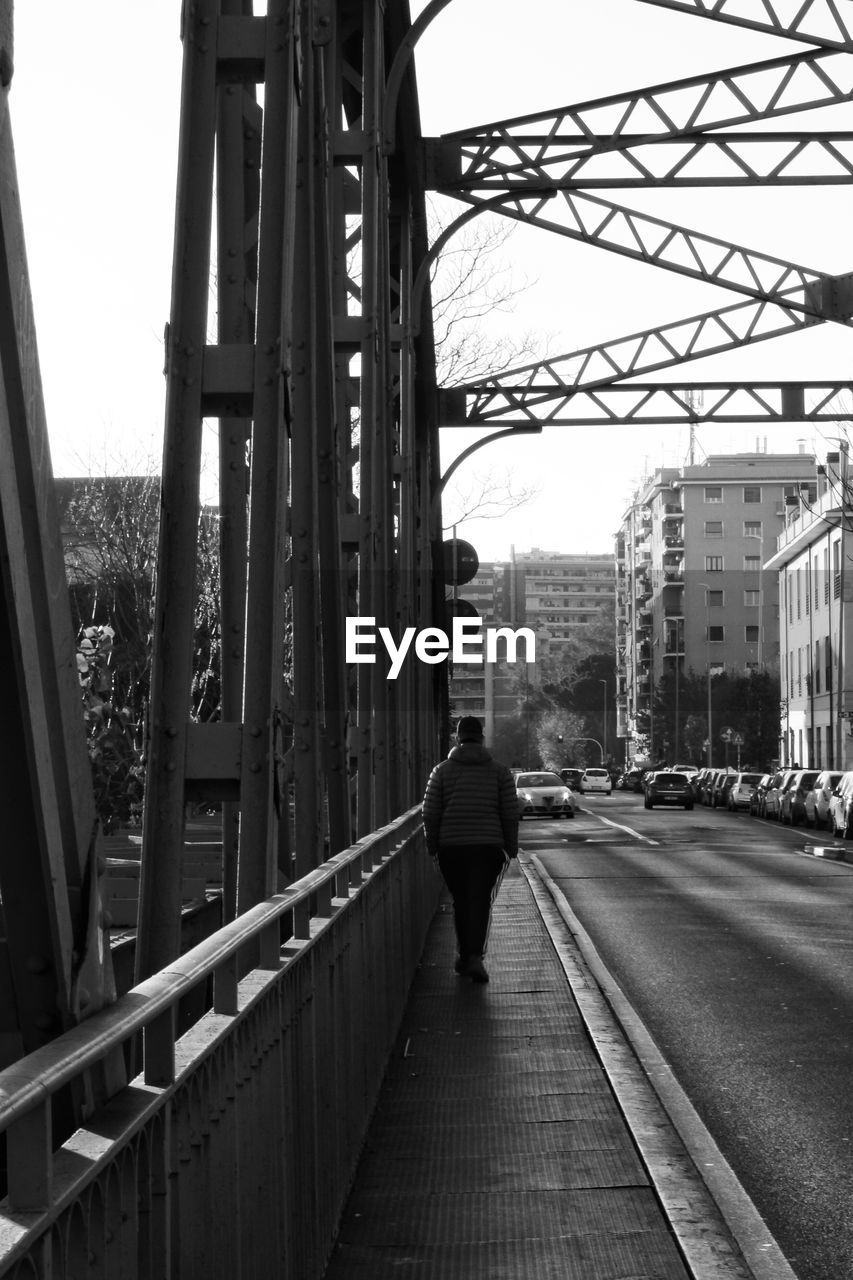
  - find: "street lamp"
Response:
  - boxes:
[599,678,608,764]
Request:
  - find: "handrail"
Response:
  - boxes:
[0,807,421,1140]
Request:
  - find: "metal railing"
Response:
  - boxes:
[0,807,438,1279]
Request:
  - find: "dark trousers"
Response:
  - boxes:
[437,844,508,959]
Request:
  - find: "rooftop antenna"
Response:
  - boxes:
[684,390,704,465]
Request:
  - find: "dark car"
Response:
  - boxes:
[780,770,820,826]
[749,773,772,816]
[711,770,737,808]
[559,768,584,790]
[643,771,694,810]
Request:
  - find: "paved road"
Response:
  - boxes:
[522,794,853,1280]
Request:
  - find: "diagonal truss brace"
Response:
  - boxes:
[633,0,853,51]
[440,381,853,428]
[446,188,853,322]
[460,286,840,395]
[429,48,853,190]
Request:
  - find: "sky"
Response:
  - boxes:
[10,2,853,562]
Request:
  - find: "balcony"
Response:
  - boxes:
[663,535,684,552]
[663,503,683,517]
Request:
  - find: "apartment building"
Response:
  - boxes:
[616,452,817,765]
[765,446,853,770]
[504,548,616,647]
[448,548,616,740]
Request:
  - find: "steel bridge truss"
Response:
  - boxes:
[136,0,444,979]
[427,4,853,433]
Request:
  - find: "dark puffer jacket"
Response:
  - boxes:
[422,743,519,857]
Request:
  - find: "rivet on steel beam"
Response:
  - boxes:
[25,956,48,975]
[296,527,307,537]
[300,718,310,727]
[166,762,176,772]
[250,763,262,773]
[232,648,241,658]
[166,727,178,738]
[183,375,196,386]
[231,624,242,634]
[250,726,263,737]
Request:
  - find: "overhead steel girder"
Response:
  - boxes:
[432,131,853,190]
[427,48,853,190]
[634,0,853,50]
[445,188,853,322]
[460,287,829,396]
[440,381,853,428]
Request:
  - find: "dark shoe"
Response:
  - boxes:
[464,956,489,984]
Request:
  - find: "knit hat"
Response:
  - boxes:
[456,715,484,741]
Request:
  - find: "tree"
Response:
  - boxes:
[428,199,547,387]
[60,472,222,828]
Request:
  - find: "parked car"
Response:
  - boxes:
[672,763,699,780]
[727,772,763,811]
[829,771,853,838]
[559,768,584,790]
[516,771,577,820]
[579,767,612,795]
[763,769,798,820]
[804,771,842,830]
[780,770,820,826]
[701,769,724,806]
[643,771,694,810]
[691,767,712,801]
[749,773,773,816]
[711,769,738,808]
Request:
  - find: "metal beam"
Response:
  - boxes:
[429,48,853,190]
[445,188,853,321]
[440,381,853,427]
[633,0,853,50]
[431,131,853,190]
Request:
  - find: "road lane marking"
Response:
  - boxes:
[592,812,660,846]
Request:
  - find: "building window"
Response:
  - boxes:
[705,556,723,572]
[814,554,820,611]
[744,555,761,572]
[704,486,723,503]
[826,635,833,691]
[743,521,762,538]
[704,520,723,538]
[744,590,760,606]
[708,590,724,607]
[708,625,725,642]
[745,625,759,642]
[834,539,841,599]
[743,486,761,503]
[814,640,821,695]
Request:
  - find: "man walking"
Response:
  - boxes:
[422,716,519,983]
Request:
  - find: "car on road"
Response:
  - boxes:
[643,771,694,810]
[749,773,773,816]
[762,769,797,820]
[804,770,842,830]
[515,771,577,820]
[579,767,612,795]
[780,769,820,826]
[672,763,699,781]
[828,771,853,838]
[727,772,763,811]
[559,768,584,790]
[710,769,738,808]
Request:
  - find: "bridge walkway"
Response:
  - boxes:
[323,854,756,1280]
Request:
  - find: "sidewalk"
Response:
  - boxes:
[323,856,756,1280]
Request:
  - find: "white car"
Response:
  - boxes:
[516,772,577,819]
[580,768,612,795]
